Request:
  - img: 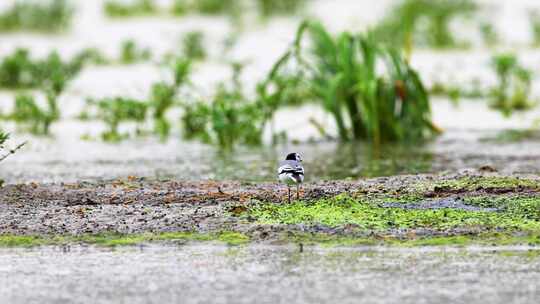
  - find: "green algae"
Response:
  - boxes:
[1,231,540,248]
[463,195,540,220]
[281,232,540,248]
[0,231,249,248]
[247,194,540,231]
[431,176,540,192]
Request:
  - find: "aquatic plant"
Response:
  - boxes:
[530,11,540,47]
[255,0,306,18]
[0,48,86,90]
[479,22,498,47]
[89,97,149,141]
[72,48,110,66]
[263,21,439,144]
[191,0,238,15]
[489,53,534,116]
[10,93,59,135]
[104,0,157,18]
[0,132,25,164]
[182,31,206,61]
[181,63,264,149]
[430,79,485,103]
[373,0,476,52]
[120,39,152,64]
[0,0,73,33]
[149,59,191,139]
[4,50,71,135]
[170,0,188,15]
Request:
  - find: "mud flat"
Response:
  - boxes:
[0,170,539,247]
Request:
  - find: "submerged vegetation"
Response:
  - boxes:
[0,0,73,33]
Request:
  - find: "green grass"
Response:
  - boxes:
[88,96,149,141]
[10,93,59,135]
[84,58,190,141]
[489,53,535,116]
[120,39,152,64]
[373,0,476,52]
[261,21,439,144]
[181,63,265,149]
[0,48,90,90]
[0,0,73,33]
[104,0,157,18]
[255,0,306,18]
[530,10,540,47]
[182,31,206,61]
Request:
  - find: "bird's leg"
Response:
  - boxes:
[287,185,291,203]
[296,184,300,200]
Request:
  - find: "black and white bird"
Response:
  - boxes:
[277,152,304,202]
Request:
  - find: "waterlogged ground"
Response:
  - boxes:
[2,1,540,302]
[1,172,540,244]
[3,119,540,184]
[0,244,539,304]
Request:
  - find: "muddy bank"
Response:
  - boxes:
[1,171,540,244]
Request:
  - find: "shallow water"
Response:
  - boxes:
[2,116,540,184]
[2,1,540,183]
[0,244,539,304]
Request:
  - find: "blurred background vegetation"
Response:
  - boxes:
[0,0,540,172]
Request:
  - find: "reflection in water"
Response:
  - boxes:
[206,140,433,182]
[2,126,540,184]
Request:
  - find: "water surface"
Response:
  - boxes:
[0,244,539,304]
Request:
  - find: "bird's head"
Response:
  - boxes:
[285,152,302,162]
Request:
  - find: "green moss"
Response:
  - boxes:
[248,194,540,231]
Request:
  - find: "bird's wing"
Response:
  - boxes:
[278,161,304,175]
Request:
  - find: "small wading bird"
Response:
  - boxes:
[278,152,304,203]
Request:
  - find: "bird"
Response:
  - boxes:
[277,152,304,203]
